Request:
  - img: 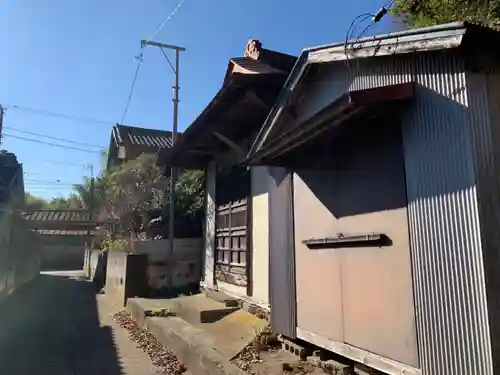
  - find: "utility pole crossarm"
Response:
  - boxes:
[141,40,186,51]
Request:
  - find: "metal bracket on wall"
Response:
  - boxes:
[303,233,390,250]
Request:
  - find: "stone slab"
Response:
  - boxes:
[146,316,248,375]
[127,294,268,373]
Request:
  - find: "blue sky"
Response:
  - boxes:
[0,0,397,199]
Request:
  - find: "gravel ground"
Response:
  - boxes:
[0,271,179,375]
[114,311,186,375]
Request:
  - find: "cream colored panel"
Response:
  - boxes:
[294,174,344,343]
[251,166,270,305]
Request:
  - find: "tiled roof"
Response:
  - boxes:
[229,57,286,75]
[22,210,92,222]
[112,125,173,149]
[33,229,96,236]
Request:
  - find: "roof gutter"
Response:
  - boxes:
[308,22,467,64]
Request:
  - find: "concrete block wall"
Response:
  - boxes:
[40,245,86,271]
[133,238,203,294]
[0,209,40,300]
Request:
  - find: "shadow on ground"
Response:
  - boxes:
[0,272,123,375]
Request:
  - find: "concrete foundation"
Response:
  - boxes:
[127,294,267,375]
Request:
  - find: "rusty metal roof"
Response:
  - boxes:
[22,210,92,222]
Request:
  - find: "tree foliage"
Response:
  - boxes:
[98,153,168,219]
[24,193,49,211]
[392,0,500,28]
[23,192,83,211]
[24,153,204,240]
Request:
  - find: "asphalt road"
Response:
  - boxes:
[0,271,158,375]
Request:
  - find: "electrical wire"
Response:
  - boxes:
[144,0,188,44]
[344,2,395,67]
[2,133,103,154]
[160,48,176,73]
[120,0,187,125]
[39,160,91,168]
[9,105,115,126]
[120,53,144,124]
[26,186,75,190]
[25,184,77,187]
[344,13,374,67]
[24,179,73,183]
[4,126,105,149]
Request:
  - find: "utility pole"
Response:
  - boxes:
[87,164,94,248]
[0,105,4,144]
[141,40,185,288]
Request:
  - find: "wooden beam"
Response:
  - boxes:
[245,91,271,112]
[212,131,247,159]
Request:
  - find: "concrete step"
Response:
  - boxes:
[126,295,268,375]
[177,294,239,324]
[127,294,239,327]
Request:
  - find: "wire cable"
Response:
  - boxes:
[120,53,144,124]
[344,13,374,67]
[144,0,188,44]
[9,105,114,126]
[4,126,105,149]
[160,48,176,73]
[121,0,187,124]
[39,160,91,168]
[2,133,103,154]
[25,183,77,187]
[24,179,75,183]
[344,2,394,67]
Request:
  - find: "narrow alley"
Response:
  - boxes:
[0,271,160,375]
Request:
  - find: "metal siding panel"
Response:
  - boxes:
[268,167,296,338]
[403,55,491,375]
[467,69,500,372]
[293,52,491,374]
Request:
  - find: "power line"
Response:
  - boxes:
[120,53,144,124]
[144,0,188,44]
[8,105,115,126]
[3,133,103,154]
[24,179,74,184]
[39,160,91,168]
[119,0,187,125]
[4,126,105,149]
[25,183,75,187]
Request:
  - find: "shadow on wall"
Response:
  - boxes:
[0,273,123,375]
[296,86,474,219]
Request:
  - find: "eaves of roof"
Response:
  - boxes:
[248,22,500,159]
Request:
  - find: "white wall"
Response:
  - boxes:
[251,166,269,306]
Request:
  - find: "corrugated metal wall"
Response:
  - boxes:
[467,68,500,372]
[268,167,296,338]
[296,52,493,375]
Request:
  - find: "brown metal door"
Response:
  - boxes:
[293,121,418,367]
[214,167,250,288]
